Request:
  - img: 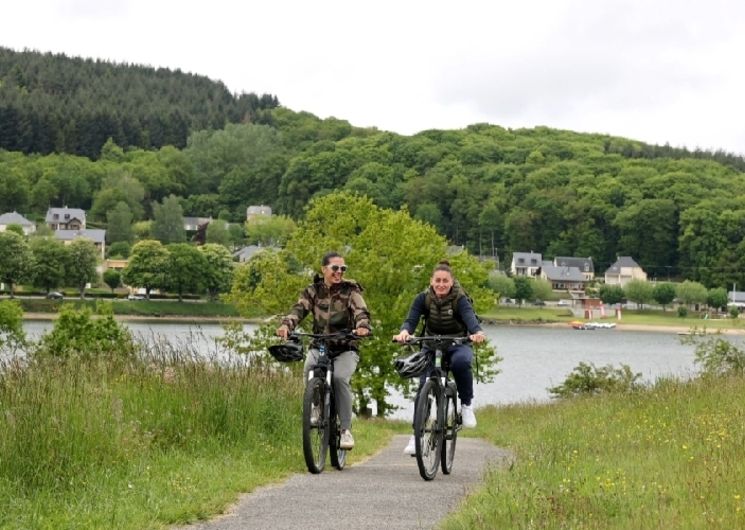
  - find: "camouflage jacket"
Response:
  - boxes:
[281,275,371,352]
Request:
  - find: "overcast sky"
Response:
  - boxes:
[5,1,745,155]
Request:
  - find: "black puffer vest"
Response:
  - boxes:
[423,287,466,336]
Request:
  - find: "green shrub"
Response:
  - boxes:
[688,335,745,376]
[677,306,688,317]
[548,361,642,398]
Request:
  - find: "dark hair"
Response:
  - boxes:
[432,260,453,277]
[322,252,343,266]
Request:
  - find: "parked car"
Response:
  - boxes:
[46,291,64,300]
[532,299,546,306]
[557,300,570,307]
[127,293,145,300]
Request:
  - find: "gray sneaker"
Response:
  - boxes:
[340,429,354,450]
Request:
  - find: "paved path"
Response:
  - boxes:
[177,435,511,530]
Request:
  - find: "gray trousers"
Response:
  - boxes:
[304,349,359,431]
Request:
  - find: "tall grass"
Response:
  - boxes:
[0,333,305,529]
[443,375,745,529]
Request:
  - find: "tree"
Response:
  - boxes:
[245,214,296,246]
[199,244,234,300]
[205,219,230,247]
[676,280,708,309]
[530,278,554,302]
[152,194,186,244]
[121,240,169,299]
[229,191,499,416]
[599,284,625,305]
[0,299,25,353]
[106,201,133,243]
[106,241,131,259]
[103,269,121,293]
[653,282,677,311]
[65,238,99,299]
[488,272,515,300]
[513,276,533,305]
[0,231,33,297]
[29,237,67,294]
[624,279,655,310]
[164,243,207,301]
[707,287,728,312]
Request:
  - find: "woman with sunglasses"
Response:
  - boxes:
[277,252,371,450]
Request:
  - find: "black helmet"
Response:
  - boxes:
[394,350,431,378]
[268,341,304,362]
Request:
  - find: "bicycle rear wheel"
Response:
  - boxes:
[302,378,329,473]
[329,395,347,470]
[441,384,458,474]
[414,379,442,481]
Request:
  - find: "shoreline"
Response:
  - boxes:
[23,312,745,335]
[485,319,745,335]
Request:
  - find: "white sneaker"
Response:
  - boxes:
[403,435,416,456]
[461,404,477,428]
[340,429,354,450]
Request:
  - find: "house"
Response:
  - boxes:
[46,207,86,230]
[0,211,36,235]
[540,261,590,291]
[54,229,107,260]
[728,290,745,309]
[553,256,594,281]
[510,251,542,277]
[604,256,647,286]
[246,205,272,220]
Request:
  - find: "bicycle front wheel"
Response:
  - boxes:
[302,377,329,474]
[414,379,442,481]
[441,384,458,474]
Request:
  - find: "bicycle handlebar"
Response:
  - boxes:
[393,335,472,346]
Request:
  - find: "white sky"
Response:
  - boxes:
[4,0,745,155]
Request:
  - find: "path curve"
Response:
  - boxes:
[177,434,511,530]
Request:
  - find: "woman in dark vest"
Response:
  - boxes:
[393,260,486,455]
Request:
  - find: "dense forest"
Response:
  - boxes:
[0,47,279,157]
[2,48,745,289]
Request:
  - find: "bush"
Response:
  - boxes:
[548,362,642,398]
[687,335,745,376]
[677,306,688,318]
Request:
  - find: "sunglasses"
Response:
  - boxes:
[326,264,348,273]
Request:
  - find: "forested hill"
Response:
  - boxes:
[0,47,279,158]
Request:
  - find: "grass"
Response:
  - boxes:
[481,305,745,332]
[443,374,745,529]
[0,340,402,529]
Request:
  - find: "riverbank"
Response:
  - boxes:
[489,319,745,335]
[22,311,262,324]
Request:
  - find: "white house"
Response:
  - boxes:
[0,211,36,235]
[510,251,542,277]
[604,256,647,286]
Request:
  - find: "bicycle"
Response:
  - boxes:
[394,335,471,481]
[270,330,362,474]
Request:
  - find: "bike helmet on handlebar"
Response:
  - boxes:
[268,341,304,362]
[394,350,430,378]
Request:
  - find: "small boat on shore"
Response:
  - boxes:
[569,321,616,330]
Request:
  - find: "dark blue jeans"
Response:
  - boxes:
[419,343,474,406]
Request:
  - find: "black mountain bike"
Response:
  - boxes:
[292,331,362,474]
[398,336,470,481]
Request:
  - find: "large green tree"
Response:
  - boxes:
[121,240,169,299]
[164,243,208,301]
[29,237,68,294]
[198,244,235,301]
[151,194,186,244]
[0,231,33,297]
[229,191,499,416]
[64,238,99,299]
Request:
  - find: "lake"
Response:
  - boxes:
[20,320,712,420]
